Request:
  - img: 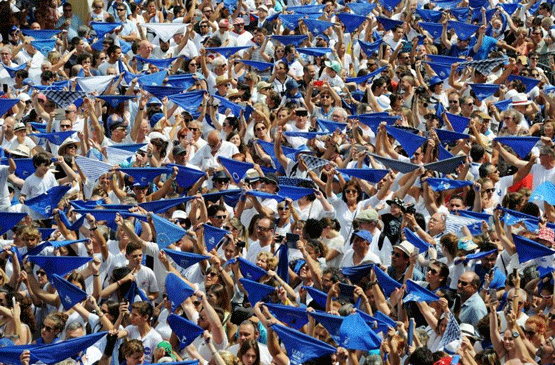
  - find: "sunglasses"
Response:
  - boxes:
[428,268,438,274]
[256,225,272,232]
[458,280,470,287]
[214,215,227,220]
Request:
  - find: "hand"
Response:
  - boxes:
[20,350,31,365]
[119,301,130,315]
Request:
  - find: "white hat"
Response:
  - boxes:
[149,131,168,141]
[171,210,188,220]
[394,240,415,256]
[7,144,31,158]
[511,93,531,106]
[18,93,30,102]
[377,95,391,110]
[58,137,80,155]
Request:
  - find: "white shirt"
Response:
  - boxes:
[189,140,239,171]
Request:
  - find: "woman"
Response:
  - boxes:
[237,339,260,365]
[498,110,529,136]
[425,260,450,292]
[477,178,497,214]
[87,0,109,24]
[270,61,291,97]
[35,312,68,344]
[76,53,99,77]
[417,298,461,352]
[321,218,344,268]
[252,121,272,143]
[0,290,33,344]
[226,132,251,162]
[326,176,371,241]
[143,0,164,23]
[275,201,298,237]
[490,299,535,364]
[438,233,461,290]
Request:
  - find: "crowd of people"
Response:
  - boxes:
[0,1,554,365]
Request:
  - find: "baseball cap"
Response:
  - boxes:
[324,60,342,73]
[355,208,379,222]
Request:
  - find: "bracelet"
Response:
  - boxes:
[139,107,144,111]
[93,274,99,277]
[116,280,121,287]
[90,226,98,231]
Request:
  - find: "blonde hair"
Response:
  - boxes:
[256,251,278,271]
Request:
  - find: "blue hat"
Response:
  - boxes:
[149,112,164,127]
[353,230,373,243]
[285,79,300,91]
[427,76,443,87]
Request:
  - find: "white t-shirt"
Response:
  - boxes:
[124,325,163,362]
[531,163,555,190]
[189,141,239,171]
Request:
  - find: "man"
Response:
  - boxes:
[135,41,153,72]
[226,320,272,365]
[230,17,253,46]
[497,144,555,191]
[207,204,228,228]
[283,45,303,81]
[441,22,471,57]
[387,240,423,282]
[113,4,140,42]
[102,241,159,301]
[339,230,380,267]
[56,3,82,40]
[0,46,20,86]
[189,131,239,171]
[192,290,227,362]
[354,209,385,265]
[19,153,57,219]
[98,45,123,75]
[0,116,16,147]
[457,271,488,326]
[245,216,276,263]
[118,301,163,362]
[65,322,102,365]
[383,25,405,50]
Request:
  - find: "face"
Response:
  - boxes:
[343,185,358,201]
[204,270,219,286]
[277,204,290,218]
[502,330,516,351]
[229,134,241,146]
[448,198,464,212]
[0,49,11,64]
[41,318,60,342]
[0,292,7,307]
[428,213,445,234]
[126,351,145,365]
[391,248,408,267]
[426,264,441,284]
[255,219,273,241]
[126,249,143,268]
[65,327,85,340]
[457,272,476,297]
[242,348,258,365]
[254,123,267,137]
[223,243,237,261]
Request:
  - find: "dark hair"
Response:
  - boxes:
[478,163,495,178]
[341,180,362,203]
[77,52,92,65]
[32,152,51,168]
[207,204,226,218]
[521,202,540,217]
[407,347,436,365]
[131,301,153,319]
[237,339,260,365]
[125,241,143,255]
[303,219,324,240]
[470,144,486,162]
[106,45,121,57]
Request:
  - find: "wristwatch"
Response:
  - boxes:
[512,331,520,339]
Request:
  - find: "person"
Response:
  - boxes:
[458,272,488,326]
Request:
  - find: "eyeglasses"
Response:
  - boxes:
[189,127,199,131]
[449,100,459,104]
[485,188,495,193]
[256,225,272,232]
[206,272,218,277]
[66,144,77,149]
[255,126,266,131]
[428,268,438,274]
[345,189,357,194]
[37,271,46,276]
[200,24,209,28]
[278,206,289,211]
[458,280,470,287]
[530,57,539,60]
[214,180,229,185]
[321,95,331,99]
[214,215,227,220]
[117,8,126,11]
[60,124,72,128]
[391,251,405,258]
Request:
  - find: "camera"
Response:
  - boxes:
[236,240,245,249]
[402,204,416,215]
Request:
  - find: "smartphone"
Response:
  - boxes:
[286,233,299,249]
[488,288,497,302]
[186,131,193,140]
[451,356,461,365]
[513,268,518,277]
[2,84,7,93]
